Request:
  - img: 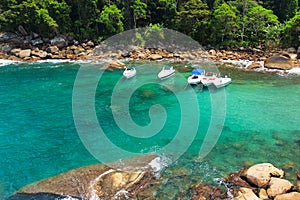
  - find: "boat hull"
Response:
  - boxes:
[158,66,175,80]
[123,68,136,79]
[187,75,202,85]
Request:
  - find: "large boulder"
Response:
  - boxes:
[264,55,293,70]
[248,62,263,70]
[18,49,31,58]
[106,60,126,69]
[148,54,163,60]
[267,177,294,198]
[46,46,59,54]
[0,32,23,44]
[274,192,300,200]
[233,187,260,200]
[31,49,47,58]
[243,163,284,188]
[9,154,158,200]
[50,36,67,49]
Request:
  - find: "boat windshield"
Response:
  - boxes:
[164,65,173,70]
[126,66,135,70]
[205,72,215,77]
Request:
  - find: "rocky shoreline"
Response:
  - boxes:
[8,154,300,200]
[1,32,300,75]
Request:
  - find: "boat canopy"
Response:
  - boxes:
[191,68,204,75]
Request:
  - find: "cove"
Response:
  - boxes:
[0,60,299,199]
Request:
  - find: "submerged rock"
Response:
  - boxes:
[191,183,227,200]
[9,154,159,200]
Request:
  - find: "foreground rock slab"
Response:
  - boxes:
[9,154,158,200]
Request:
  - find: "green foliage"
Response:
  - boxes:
[211,2,241,46]
[262,0,298,22]
[244,4,279,46]
[175,0,211,43]
[282,11,300,48]
[131,0,147,28]
[99,4,124,37]
[0,0,299,49]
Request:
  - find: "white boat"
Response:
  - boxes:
[187,68,205,85]
[201,71,232,88]
[212,76,232,88]
[201,71,217,87]
[123,66,136,79]
[158,65,175,79]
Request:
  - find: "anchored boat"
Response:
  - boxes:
[158,65,175,80]
[187,68,205,85]
[123,66,136,79]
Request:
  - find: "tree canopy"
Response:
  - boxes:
[0,0,299,48]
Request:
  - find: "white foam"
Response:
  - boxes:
[55,196,81,200]
[288,67,300,75]
[219,59,253,68]
[0,59,21,66]
[148,155,171,173]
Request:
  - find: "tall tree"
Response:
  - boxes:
[65,0,101,40]
[98,4,124,37]
[244,4,279,47]
[130,0,147,28]
[211,2,241,46]
[146,0,177,28]
[175,0,210,43]
[262,0,298,22]
[282,11,300,48]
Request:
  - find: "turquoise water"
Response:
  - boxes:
[0,61,300,199]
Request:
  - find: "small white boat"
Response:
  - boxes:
[123,66,136,79]
[201,71,217,87]
[158,65,175,79]
[187,68,205,85]
[201,71,232,88]
[212,76,232,88]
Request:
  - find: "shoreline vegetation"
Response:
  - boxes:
[8,154,300,200]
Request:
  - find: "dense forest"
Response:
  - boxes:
[0,0,299,49]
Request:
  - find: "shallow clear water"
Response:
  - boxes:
[0,61,300,199]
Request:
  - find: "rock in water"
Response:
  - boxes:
[264,55,293,70]
[242,163,284,187]
[267,177,294,198]
[9,154,158,200]
[274,192,300,200]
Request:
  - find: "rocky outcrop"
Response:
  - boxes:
[9,154,159,200]
[265,55,293,70]
[18,49,31,59]
[223,163,300,200]
[274,192,300,200]
[267,177,294,198]
[248,62,263,70]
[148,53,163,60]
[233,187,260,200]
[242,163,285,187]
